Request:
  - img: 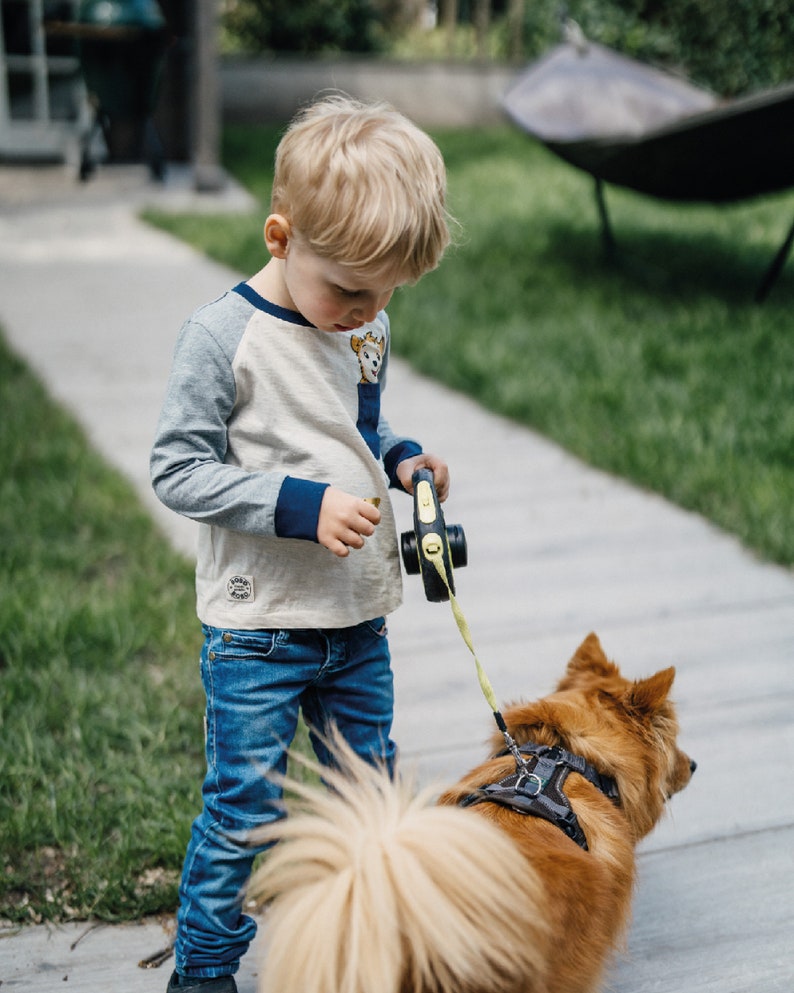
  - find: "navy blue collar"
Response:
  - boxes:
[233,281,314,328]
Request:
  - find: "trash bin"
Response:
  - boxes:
[76,0,170,179]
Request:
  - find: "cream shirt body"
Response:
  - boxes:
[151,283,421,629]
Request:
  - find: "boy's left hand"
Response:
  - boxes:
[396,453,450,503]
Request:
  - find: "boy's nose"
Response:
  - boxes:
[354,302,380,324]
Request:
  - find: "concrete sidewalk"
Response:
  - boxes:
[1,163,792,992]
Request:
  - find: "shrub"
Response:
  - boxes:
[523,0,794,96]
[221,0,388,55]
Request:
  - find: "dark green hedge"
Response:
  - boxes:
[222,1,794,97]
[222,0,386,55]
[523,0,794,97]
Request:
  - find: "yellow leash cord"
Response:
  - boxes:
[429,555,499,712]
[427,554,532,772]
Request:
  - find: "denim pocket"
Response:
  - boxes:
[206,627,279,662]
[363,616,388,639]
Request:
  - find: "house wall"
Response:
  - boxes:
[220,57,516,128]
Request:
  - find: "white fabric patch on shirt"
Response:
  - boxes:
[226,575,255,602]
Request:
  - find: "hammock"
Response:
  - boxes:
[502,38,794,299]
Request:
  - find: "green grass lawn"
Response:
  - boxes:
[2,119,792,927]
[150,123,794,567]
[0,331,312,924]
[0,337,204,922]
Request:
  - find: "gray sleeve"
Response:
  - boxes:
[150,318,284,536]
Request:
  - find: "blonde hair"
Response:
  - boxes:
[271,94,452,282]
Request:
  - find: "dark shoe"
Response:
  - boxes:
[166,971,238,993]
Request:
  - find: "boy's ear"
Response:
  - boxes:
[264,214,292,259]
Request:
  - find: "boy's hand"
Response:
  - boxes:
[317,487,381,557]
[395,453,450,503]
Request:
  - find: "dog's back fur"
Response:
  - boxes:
[249,633,694,993]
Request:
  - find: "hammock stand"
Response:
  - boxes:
[502,40,794,301]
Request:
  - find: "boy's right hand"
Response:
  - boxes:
[317,487,381,558]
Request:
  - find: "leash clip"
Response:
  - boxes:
[501,728,535,779]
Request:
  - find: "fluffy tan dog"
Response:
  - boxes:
[248,633,695,993]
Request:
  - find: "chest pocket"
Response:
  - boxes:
[357,382,381,458]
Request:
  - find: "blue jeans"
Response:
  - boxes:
[174,619,396,979]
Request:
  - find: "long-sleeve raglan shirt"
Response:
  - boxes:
[150,282,422,630]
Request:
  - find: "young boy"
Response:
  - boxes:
[150,94,452,992]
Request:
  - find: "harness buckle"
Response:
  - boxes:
[515,772,543,797]
[558,809,581,839]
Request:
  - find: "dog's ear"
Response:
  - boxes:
[626,667,676,714]
[556,633,623,693]
[566,632,617,678]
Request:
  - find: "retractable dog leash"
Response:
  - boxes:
[401,470,534,776]
[400,472,621,848]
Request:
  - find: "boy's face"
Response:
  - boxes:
[274,224,408,333]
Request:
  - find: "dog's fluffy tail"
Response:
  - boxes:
[248,739,550,993]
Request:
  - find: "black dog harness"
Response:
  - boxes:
[458,742,620,851]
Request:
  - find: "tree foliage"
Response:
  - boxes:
[221,0,390,55]
[522,0,794,97]
[221,0,794,97]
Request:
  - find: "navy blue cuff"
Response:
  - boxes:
[384,441,423,492]
[274,477,329,541]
